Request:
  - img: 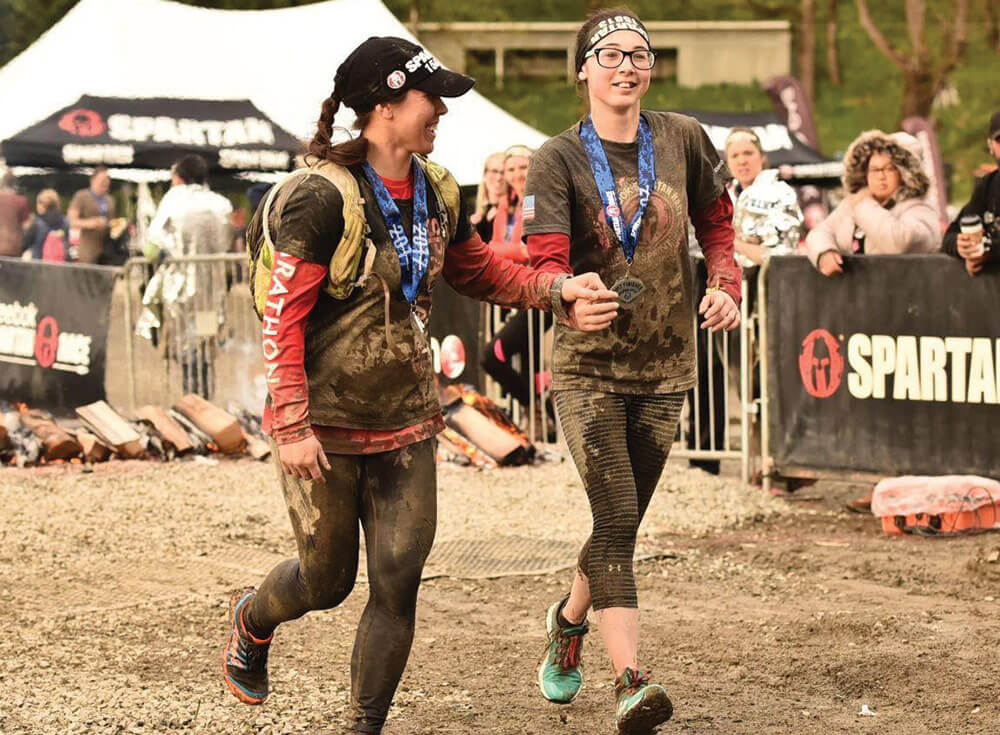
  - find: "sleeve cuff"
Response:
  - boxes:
[271,421,314,445]
[550,274,571,321]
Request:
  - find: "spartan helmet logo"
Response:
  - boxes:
[798,328,844,398]
[58,108,106,137]
[34,316,60,369]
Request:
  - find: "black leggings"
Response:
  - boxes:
[480,310,554,415]
[554,391,684,610]
[245,438,437,735]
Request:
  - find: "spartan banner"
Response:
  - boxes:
[765,255,1000,478]
[0,258,117,415]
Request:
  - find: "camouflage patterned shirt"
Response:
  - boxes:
[522,111,734,394]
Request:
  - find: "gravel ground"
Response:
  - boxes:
[2,457,998,734]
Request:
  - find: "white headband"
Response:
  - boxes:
[586,16,651,51]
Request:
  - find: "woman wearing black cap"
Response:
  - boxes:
[524,9,741,732]
[221,36,617,735]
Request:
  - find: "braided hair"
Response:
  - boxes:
[305,90,371,166]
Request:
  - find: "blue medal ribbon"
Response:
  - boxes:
[578,113,655,262]
[362,159,429,304]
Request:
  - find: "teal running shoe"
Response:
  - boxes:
[614,668,673,734]
[537,597,588,703]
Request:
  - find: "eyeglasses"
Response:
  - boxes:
[585,47,656,70]
[867,164,898,176]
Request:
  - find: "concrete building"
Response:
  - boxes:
[416,21,791,88]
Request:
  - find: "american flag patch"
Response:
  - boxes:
[522,194,535,221]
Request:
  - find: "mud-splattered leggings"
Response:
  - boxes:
[244,438,437,735]
[553,391,685,610]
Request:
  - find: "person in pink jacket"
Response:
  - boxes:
[807,130,939,276]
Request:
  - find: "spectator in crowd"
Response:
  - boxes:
[68,166,116,264]
[145,154,233,260]
[489,145,533,263]
[941,110,1000,276]
[142,154,233,395]
[807,129,939,275]
[0,171,30,257]
[480,144,555,433]
[469,152,506,243]
[726,127,803,266]
[22,189,69,261]
[726,127,763,200]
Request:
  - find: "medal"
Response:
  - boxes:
[410,307,427,335]
[579,113,655,304]
[611,275,645,304]
[362,158,429,304]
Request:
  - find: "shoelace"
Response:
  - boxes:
[233,633,269,671]
[554,629,584,669]
[616,668,652,697]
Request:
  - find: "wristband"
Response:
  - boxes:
[550,274,571,320]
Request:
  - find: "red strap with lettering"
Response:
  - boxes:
[260,251,328,444]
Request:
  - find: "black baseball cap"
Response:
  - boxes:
[990,111,1000,139]
[334,36,475,113]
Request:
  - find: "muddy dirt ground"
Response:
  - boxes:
[2,458,998,734]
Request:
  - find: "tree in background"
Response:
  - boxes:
[0,0,75,68]
[825,0,841,86]
[985,0,1000,52]
[744,0,818,104]
[854,0,969,120]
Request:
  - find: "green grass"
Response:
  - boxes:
[388,0,1000,203]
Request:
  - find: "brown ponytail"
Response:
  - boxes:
[305,93,371,167]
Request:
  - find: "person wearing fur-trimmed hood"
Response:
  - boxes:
[806,129,939,276]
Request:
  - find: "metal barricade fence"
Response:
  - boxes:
[112,255,755,483]
[112,254,264,413]
[481,277,754,483]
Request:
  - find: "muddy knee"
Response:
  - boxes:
[299,558,357,611]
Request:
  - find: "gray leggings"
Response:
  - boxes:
[244,438,437,735]
[554,390,684,610]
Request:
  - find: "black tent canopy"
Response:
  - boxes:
[1,95,300,173]
[679,109,842,182]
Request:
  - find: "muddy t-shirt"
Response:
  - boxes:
[522,111,729,393]
[246,165,472,430]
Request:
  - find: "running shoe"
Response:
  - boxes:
[537,597,588,703]
[223,587,272,705]
[614,668,673,734]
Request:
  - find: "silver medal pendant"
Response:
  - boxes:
[611,275,645,304]
[410,308,427,335]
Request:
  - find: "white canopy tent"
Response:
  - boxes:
[0,0,548,185]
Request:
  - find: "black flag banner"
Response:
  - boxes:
[765,255,1000,478]
[1,95,300,172]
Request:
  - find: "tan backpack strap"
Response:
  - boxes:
[261,172,303,248]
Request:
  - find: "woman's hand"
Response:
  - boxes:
[817,250,844,276]
[965,254,986,276]
[699,290,740,332]
[848,187,871,206]
[277,434,331,481]
[561,272,619,331]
